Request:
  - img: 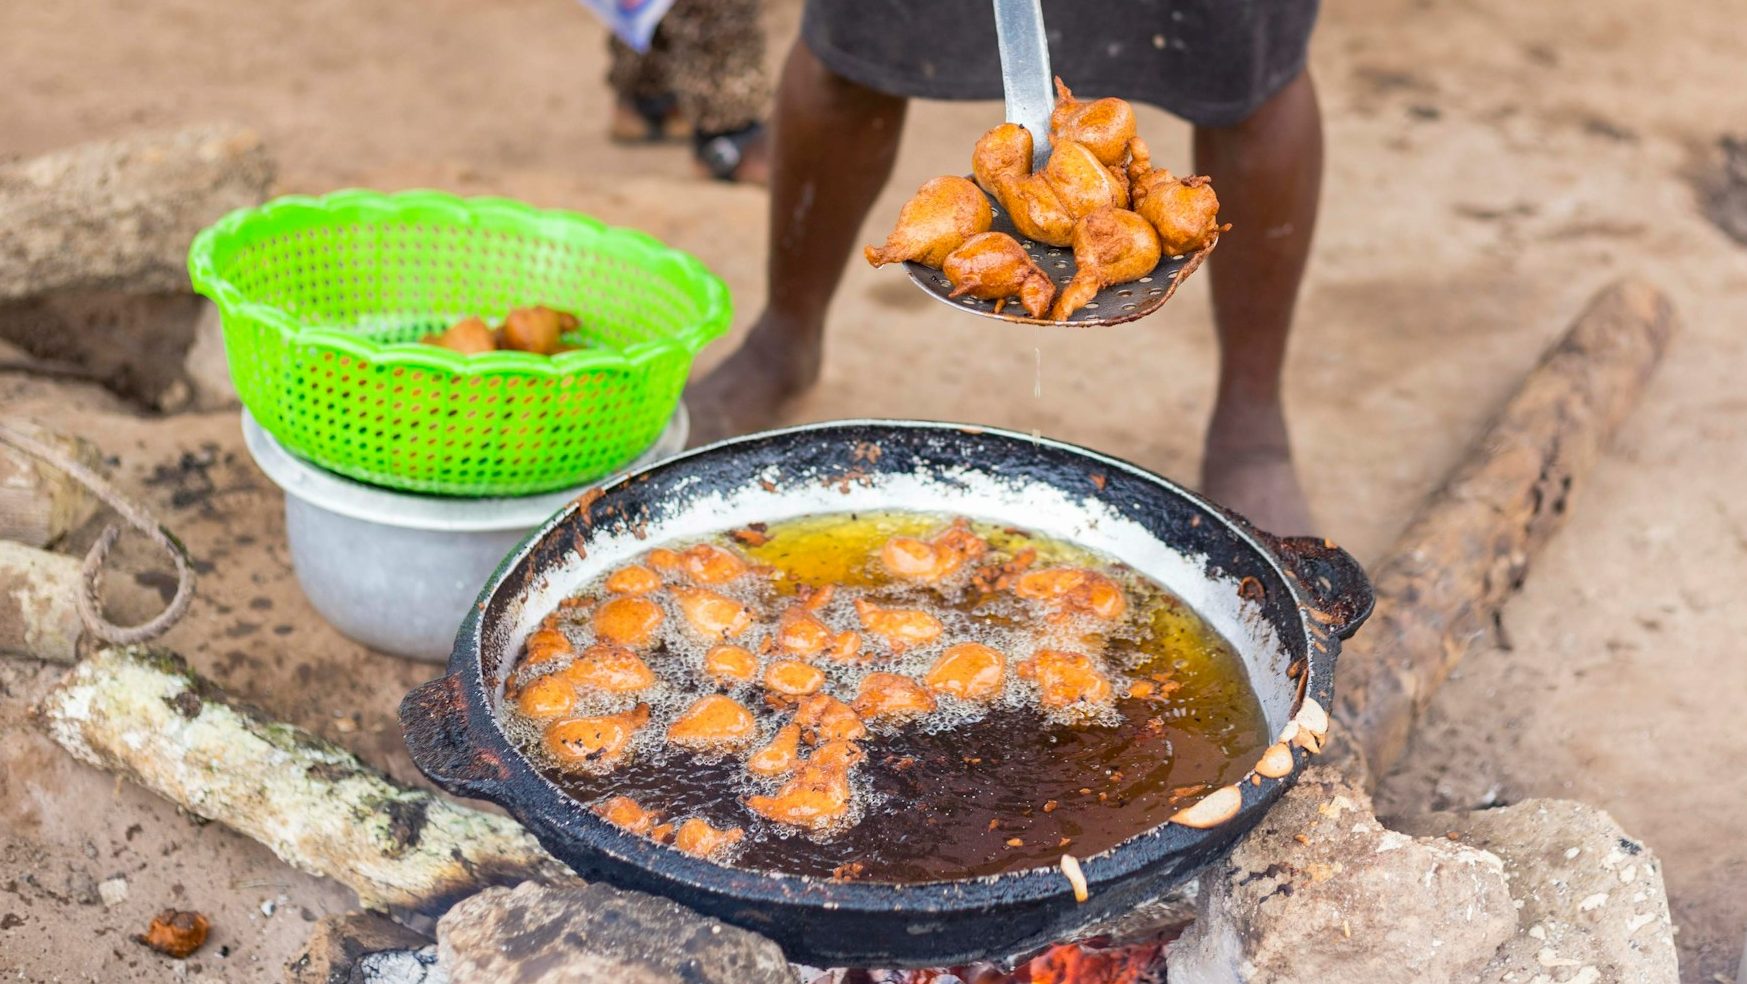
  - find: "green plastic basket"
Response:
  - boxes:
[188,189,730,497]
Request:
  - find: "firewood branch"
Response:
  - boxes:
[36,646,574,915]
[1334,278,1678,781]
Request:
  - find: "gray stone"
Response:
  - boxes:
[183,301,240,411]
[0,126,275,303]
[1168,766,1518,984]
[287,912,443,984]
[0,290,204,408]
[1393,800,1679,984]
[436,881,796,984]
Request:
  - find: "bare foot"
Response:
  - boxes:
[1200,399,1316,536]
[685,316,822,446]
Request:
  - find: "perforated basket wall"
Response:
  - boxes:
[188,190,729,497]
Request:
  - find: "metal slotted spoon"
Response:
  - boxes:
[903,0,1217,327]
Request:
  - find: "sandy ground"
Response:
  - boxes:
[3,0,1745,979]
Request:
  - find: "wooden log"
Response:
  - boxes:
[0,540,184,664]
[0,126,274,301]
[0,540,83,663]
[0,422,101,547]
[1334,279,1678,781]
[37,646,575,915]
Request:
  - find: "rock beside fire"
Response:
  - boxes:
[436,881,797,984]
[1167,766,1518,984]
[1392,800,1678,984]
[287,912,445,984]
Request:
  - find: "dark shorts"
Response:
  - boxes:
[801,0,1318,128]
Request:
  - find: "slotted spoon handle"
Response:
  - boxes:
[992,0,1054,170]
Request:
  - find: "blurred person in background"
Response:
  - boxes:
[606,0,772,184]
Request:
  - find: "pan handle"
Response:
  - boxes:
[1264,535,1375,640]
[399,674,510,799]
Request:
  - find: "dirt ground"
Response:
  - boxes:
[3,0,1745,980]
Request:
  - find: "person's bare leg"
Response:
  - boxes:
[1193,69,1322,534]
[686,44,907,444]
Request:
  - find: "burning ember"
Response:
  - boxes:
[816,938,1171,984]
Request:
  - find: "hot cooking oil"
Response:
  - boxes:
[507,511,1267,882]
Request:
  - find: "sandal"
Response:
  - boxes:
[609,94,687,144]
[693,123,769,185]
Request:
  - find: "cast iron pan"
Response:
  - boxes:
[400,420,1371,968]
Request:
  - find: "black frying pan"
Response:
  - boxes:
[400,420,1371,968]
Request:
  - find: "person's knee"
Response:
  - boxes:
[1197,68,1319,139]
[785,40,904,112]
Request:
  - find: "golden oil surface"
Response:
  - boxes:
[508,511,1267,882]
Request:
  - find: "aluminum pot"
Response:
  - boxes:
[399,420,1371,966]
[242,407,686,661]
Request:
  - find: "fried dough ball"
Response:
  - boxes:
[561,642,656,693]
[594,596,665,647]
[992,141,1128,248]
[499,305,565,355]
[1050,78,1139,169]
[425,317,496,354]
[1049,207,1162,321]
[595,794,662,835]
[516,674,577,718]
[763,659,826,698]
[944,232,1057,320]
[605,564,662,594]
[545,704,650,772]
[745,739,866,831]
[854,599,944,651]
[704,644,758,685]
[879,519,991,583]
[1013,568,1128,620]
[880,537,938,579]
[674,818,745,859]
[777,605,833,657]
[924,643,1006,701]
[852,672,937,723]
[794,693,868,745]
[1128,137,1224,255]
[825,630,863,663]
[1078,578,1128,620]
[1038,141,1130,219]
[994,170,1076,248]
[864,176,993,268]
[748,722,803,777]
[673,544,750,584]
[1014,568,1090,601]
[1136,172,1222,256]
[1017,650,1114,710]
[673,586,753,640]
[666,694,757,749]
[809,738,865,772]
[523,625,574,667]
[934,521,990,561]
[972,122,1034,195]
